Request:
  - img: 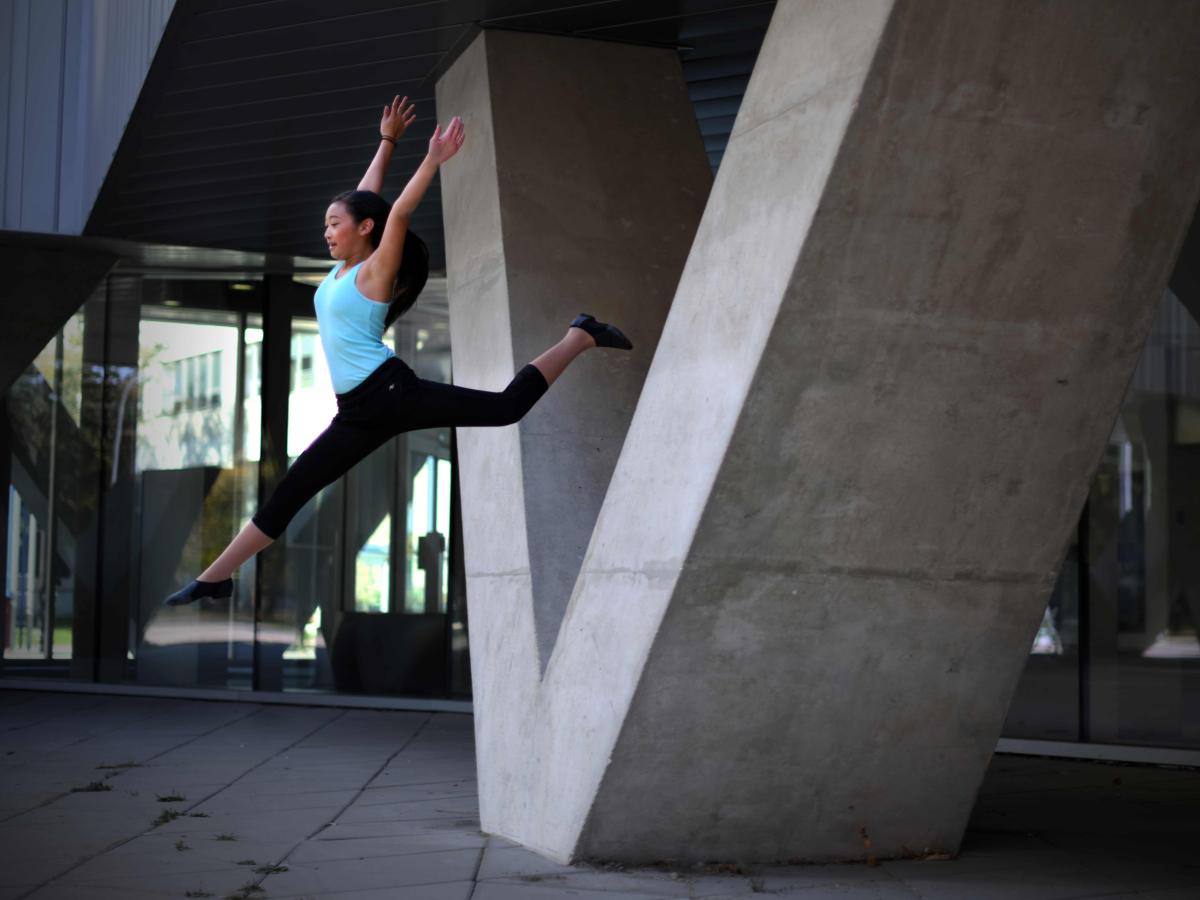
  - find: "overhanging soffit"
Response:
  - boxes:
[84,0,777,269]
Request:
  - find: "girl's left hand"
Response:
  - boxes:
[381,95,416,141]
[428,116,466,164]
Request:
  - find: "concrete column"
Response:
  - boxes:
[436,27,711,855]
[435,29,712,671]
[440,0,1200,865]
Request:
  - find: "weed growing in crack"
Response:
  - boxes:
[96,761,142,770]
[184,892,212,898]
[70,781,112,793]
[152,809,181,827]
[235,859,256,866]
[224,884,265,899]
[175,838,191,851]
[214,833,238,841]
[157,792,187,802]
[188,812,210,818]
[254,864,287,875]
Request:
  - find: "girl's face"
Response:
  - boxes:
[323,202,372,259]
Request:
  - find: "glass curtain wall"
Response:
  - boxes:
[4,311,91,673]
[1004,285,1200,749]
[277,278,466,697]
[2,263,468,700]
[130,276,263,690]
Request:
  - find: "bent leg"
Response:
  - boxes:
[400,365,550,431]
[528,327,593,385]
[396,326,605,432]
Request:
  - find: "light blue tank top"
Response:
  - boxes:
[313,261,395,394]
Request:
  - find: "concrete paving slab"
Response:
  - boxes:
[21,884,166,900]
[290,830,487,863]
[313,817,483,841]
[335,794,479,823]
[0,854,76,889]
[41,866,256,897]
[56,849,249,883]
[260,848,481,894]
[369,763,476,786]
[101,831,294,866]
[472,883,665,900]
[356,781,477,805]
[194,788,359,813]
[2,691,1197,900]
[478,844,578,880]
[753,863,902,894]
[881,852,1121,900]
[147,806,341,839]
[271,882,475,900]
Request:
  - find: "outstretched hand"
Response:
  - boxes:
[428,116,466,165]
[380,95,416,141]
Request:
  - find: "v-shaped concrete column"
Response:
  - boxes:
[438,3,1200,864]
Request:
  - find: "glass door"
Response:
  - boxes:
[126,279,263,689]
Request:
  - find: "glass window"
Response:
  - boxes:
[131,292,262,690]
[1006,286,1200,749]
[5,267,466,702]
[1084,287,1200,749]
[4,303,99,675]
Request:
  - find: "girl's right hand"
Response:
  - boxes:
[428,116,466,164]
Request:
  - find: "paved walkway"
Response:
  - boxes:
[1,690,1197,900]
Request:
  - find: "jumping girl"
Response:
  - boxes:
[165,95,631,606]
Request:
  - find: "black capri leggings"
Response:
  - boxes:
[251,356,548,539]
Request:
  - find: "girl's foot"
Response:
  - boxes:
[164,577,234,606]
[570,313,633,350]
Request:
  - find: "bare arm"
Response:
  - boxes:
[357,95,415,194]
[363,117,466,286]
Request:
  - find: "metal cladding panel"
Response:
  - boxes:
[84,0,775,267]
[0,0,175,235]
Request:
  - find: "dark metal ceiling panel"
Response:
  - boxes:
[86,0,774,266]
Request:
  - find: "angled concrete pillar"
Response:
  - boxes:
[440,1,1200,865]
[435,29,712,673]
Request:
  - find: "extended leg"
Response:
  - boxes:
[197,519,273,583]
[166,418,388,603]
[399,318,631,431]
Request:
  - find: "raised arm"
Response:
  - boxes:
[363,116,466,285]
[357,95,416,194]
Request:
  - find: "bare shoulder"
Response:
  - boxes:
[355,255,394,304]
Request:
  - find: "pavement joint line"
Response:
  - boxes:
[0,694,120,734]
[466,838,488,897]
[11,703,339,899]
[362,777,478,790]
[0,701,267,826]
[255,711,439,895]
[59,697,197,749]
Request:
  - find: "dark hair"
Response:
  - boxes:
[329,189,430,328]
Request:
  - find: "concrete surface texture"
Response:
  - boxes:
[435,28,712,673]
[437,0,1200,865]
[2,690,1198,900]
[435,28,712,859]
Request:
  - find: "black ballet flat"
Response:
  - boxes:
[164,578,234,606]
[570,313,633,350]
